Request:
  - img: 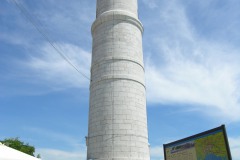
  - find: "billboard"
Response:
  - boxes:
[163,125,232,160]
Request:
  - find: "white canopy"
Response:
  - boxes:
[0,143,41,160]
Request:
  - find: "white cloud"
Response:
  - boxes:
[23,127,88,160]
[36,148,86,160]
[21,42,91,91]
[144,0,240,121]
[229,137,240,160]
[32,0,94,43]
[0,32,32,47]
[141,0,158,9]
[25,127,85,148]
[1,0,93,95]
[0,42,91,97]
[150,146,164,160]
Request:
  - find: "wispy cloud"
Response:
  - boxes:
[150,146,164,160]
[23,127,87,160]
[36,148,86,160]
[25,126,85,149]
[1,42,91,96]
[141,0,158,9]
[22,42,91,90]
[1,0,93,96]
[0,32,31,47]
[229,136,240,160]
[144,0,240,121]
[32,0,94,43]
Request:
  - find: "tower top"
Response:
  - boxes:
[96,0,138,17]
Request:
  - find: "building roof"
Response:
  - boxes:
[0,143,41,160]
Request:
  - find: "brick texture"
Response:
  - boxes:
[87,1,150,159]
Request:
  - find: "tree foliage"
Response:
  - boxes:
[37,154,41,158]
[0,137,37,157]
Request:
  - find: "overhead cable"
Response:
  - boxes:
[11,0,91,81]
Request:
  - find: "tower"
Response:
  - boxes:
[87,0,150,159]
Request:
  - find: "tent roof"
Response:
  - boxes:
[0,143,41,160]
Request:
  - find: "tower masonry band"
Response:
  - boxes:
[87,0,150,159]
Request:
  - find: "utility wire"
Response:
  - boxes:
[11,0,91,81]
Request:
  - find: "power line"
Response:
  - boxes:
[11,0,91,81]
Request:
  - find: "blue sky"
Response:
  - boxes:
[0,0,240,160]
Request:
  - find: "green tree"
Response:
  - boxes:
[0,137,39,157]
[37,154,41,158]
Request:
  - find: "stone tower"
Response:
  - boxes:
[87,0,150,159]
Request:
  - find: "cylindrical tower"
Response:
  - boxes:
[87,0,150,159]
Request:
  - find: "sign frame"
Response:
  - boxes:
[163,125,232,160]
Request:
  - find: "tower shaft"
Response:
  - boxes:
[87,1,150,159]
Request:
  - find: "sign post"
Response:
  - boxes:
[163,125,232,160]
